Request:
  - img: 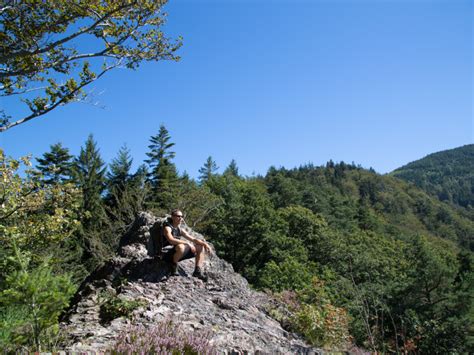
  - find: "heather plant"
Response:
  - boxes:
[111,319,216,354]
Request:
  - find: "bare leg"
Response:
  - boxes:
[173,244,186,264]
[195,244,205,268]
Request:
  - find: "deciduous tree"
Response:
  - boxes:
[0,1,182,132]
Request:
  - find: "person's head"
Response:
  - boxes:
[170,209,184,224]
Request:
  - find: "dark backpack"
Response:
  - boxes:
[150,218,176,260]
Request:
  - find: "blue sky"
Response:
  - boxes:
[1,0,472,178]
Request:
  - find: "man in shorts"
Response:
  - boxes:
[162,209,211,280]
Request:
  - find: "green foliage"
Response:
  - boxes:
[104,146,149,246]
[173,175,224,230]
[204,175,277,282]
[270,279,352,350]
[0,252,74,352]
[72,134,111,269]
[259,257,314,292]
[35,142,73,185]
[0,149,81,263]
[0,1,182,132]
[107,144,133,196]
[73,134,107,227]
[0,150,79,351]
[2,137,472,353]
[198,156,219,184]
[293,302,351,350]
[223,159,239,177]
[145,124,179,211]
[99,291,146,325]
[392,144,474,209]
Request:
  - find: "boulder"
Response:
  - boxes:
[61,212,321,354]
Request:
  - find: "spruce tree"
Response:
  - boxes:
[72,135,108,267]
[224,159,239,177]
[198,156,219,184]
[73,135,107,226]
[35,142,73,184]
[106,144,133,206]
[145,125,178,210]
[106,148,149,238]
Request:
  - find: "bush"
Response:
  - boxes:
[269,279,352,350]
[293,303,351,350]
[111,318,216,354]
[99,292,146,325]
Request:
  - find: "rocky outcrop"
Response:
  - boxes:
[61,212,321,353]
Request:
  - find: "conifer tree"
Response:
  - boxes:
[73,135,107,226]
[72,135,109,267]
[35,142,73,184]
[198,156,219,184]
[224,159,239,177]
[106,145,133,205]
[105,148,149,239]
[145,125,178,210]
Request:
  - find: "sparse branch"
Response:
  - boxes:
[0,84,49,96]
[0,63,117,132]
[191,201,223,229]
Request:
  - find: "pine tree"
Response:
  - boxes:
[198,156,219,184]
[145,125,178,210]
[35,142,73,184]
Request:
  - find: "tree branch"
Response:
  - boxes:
[0,2,135,63]
[0,63,118,132]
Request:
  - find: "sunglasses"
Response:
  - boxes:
[173,215,184,218]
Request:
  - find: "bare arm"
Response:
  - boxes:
[180,229,211,252]
[163,226,189,246]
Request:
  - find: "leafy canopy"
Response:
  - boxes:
[0,1,182,132]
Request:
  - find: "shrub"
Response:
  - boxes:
[293,302,351,349]
[270,278,352,350]
[99,292,147,325]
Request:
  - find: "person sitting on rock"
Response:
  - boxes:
[162,209,211,280]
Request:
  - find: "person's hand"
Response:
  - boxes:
[199,240,211,253]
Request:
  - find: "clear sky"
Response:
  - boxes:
[1,0,472,178]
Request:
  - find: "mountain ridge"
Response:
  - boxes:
[390,144,474,210]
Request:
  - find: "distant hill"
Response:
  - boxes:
[391,144,474,210]
[262,162,474,251]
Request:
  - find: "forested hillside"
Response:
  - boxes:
[1,130,472,352]
[391,144,474,212]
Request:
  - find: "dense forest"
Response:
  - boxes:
[1,125,472,352]
[391,144,474,212]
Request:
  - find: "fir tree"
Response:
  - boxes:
[35,142,73,184]
[72,135,108,267]
[198,156,219,184]
[224,159,239,177]
[145,125,178,210]
[106,144,133,207]
[73,135,107,226]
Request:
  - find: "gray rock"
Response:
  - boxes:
[60,211,321,354]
